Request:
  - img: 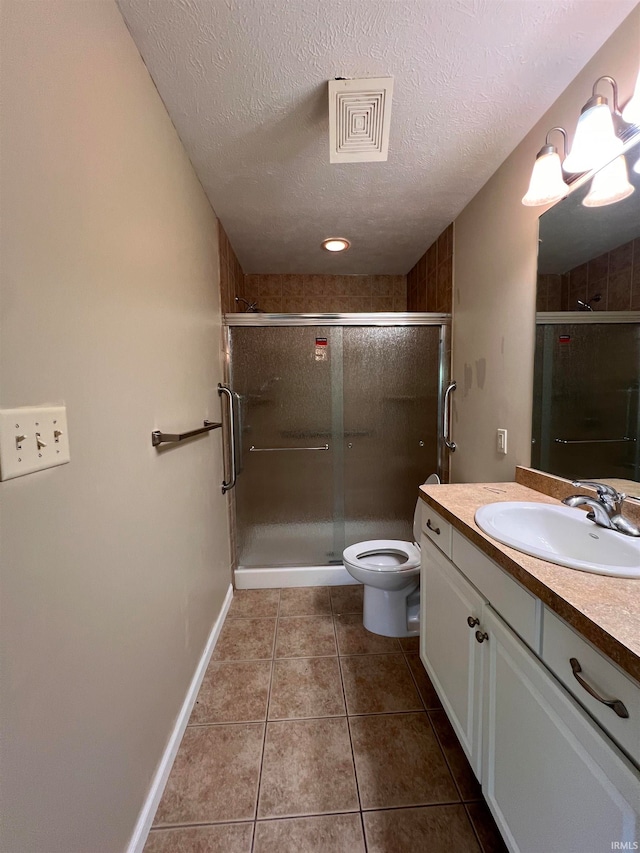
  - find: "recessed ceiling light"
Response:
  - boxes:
[322,237,351,252]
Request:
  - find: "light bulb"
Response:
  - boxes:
[522,150,568,206]
[582,155,634,207]
[321,238,350,252]
[563,99,623,174]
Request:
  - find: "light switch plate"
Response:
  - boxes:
[0,406,70,480]
[497,428,507,455]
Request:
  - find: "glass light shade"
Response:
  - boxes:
[322,238,350,252]
[563,101,623,174]
[633,154,640,176]
[582,155,634,207]
[622,70,640,125]
[522,151,568,206]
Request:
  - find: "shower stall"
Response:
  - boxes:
[532,317,640,485]
[224,314,450,573]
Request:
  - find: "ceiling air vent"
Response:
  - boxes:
[328,77,394,164]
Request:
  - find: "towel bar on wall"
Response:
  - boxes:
[249,444,330,452]
[151,420,221,448]
[554,436,636,445]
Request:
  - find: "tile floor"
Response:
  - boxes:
[144,586,507,853]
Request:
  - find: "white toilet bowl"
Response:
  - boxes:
[342,538,420,637]
[342,476,439,637]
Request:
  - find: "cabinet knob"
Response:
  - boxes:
[475,630,489,644]
[426,519,441,535]
[467,616,480,628]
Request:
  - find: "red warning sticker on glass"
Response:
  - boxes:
[315,337,328,361]
[559,335,571,344]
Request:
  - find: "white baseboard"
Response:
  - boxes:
[235,565,358,588]
[127,583,234,853]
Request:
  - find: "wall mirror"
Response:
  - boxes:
[531,133,640,498]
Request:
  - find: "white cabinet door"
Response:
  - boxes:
[420,537,485,775]
[482,605,640,853]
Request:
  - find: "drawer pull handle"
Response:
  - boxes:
[569,658,629,719]
[475,630,489,644]
[467,616,480,628]
[426,519,441,535]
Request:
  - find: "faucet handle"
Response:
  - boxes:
[571,480,622,501]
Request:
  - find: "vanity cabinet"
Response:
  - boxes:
[420,512,640,853]
[421,537,484,773]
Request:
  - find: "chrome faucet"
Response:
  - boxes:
[562,481,640,537]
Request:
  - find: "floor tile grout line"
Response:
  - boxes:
[400,645,429,711]
[463,801,488,853]
[250,590,279,853]
[425,709,467,805]
[251,655,275,853]
[150,799,472,832]
[151,818,257,831]
[332,613,366,831]
[400,645,443,713]
[360,798,474,813]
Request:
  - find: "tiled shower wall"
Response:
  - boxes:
[537,236,640,312]
[219,221,246,314]
[243,274,407,313]
[406,224,454,313]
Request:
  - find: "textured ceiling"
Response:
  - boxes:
[117,0,637,274]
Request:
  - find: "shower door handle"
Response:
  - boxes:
[443,380,457,452]
[218,384,237,494]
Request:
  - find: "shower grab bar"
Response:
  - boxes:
[443,380,457,452]
[218,384,237,494]
[151,420,221,448]
[249,444,330,452]
[554,436,636,445]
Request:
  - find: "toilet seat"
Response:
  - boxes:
[343,539,421,572]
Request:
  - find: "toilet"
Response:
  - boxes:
[342,475,439,638]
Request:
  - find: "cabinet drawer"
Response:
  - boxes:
[542,607,640,766]
[421,503,452,558]
[452,531,539,650]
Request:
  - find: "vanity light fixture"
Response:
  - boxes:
[321,237,350,252]
[562,76,624,174]
[582,155,634,207]
[522,127,570,207]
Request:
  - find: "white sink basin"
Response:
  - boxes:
[474,502,640,579]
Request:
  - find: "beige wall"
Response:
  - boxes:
[0,3,230,852]
[451,6,640,483]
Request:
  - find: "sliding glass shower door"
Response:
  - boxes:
[229,320,444,568]
[342,326,441,546]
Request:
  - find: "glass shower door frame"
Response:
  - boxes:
[224,313,451,569]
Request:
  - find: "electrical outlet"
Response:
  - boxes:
[497,428,507,455]
[0,406,70,480]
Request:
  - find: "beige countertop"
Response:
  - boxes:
[419,481,640,683]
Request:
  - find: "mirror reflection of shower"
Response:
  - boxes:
[532,320,640,497]
[235,296,261,312]
[577,292,601,311]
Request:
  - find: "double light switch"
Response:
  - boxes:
[0,406,70,480]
